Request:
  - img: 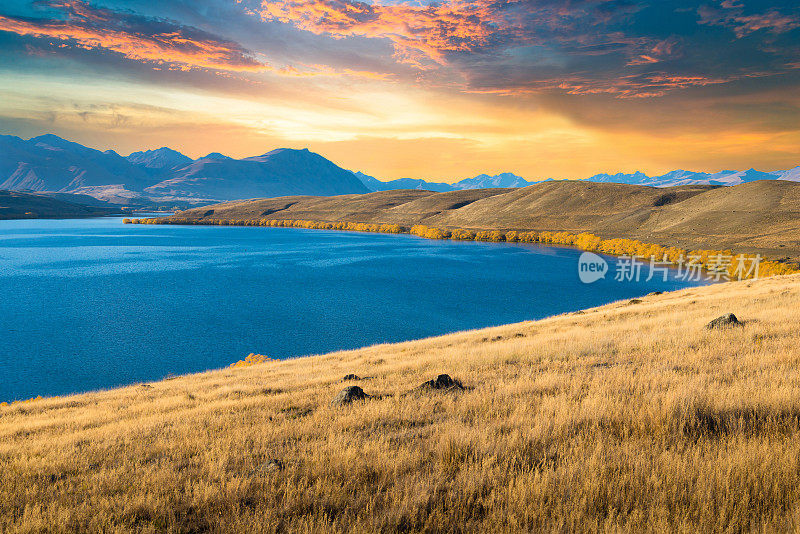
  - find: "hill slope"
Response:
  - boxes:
[168,180,800,262]
[0,190,120,219]
[4,275,800,531]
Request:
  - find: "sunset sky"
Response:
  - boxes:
[0,0,798,181]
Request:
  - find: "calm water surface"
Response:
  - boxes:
[0,217,706,400]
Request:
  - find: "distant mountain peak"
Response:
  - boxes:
[127,147,192,170]
[200,152,231,161]
[30,133,85,152]
[258,148,313,158]
[30,133,67,143]
[454,173,532,189]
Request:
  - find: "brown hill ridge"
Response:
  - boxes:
[168,180,800,263]
[0,190,120,220]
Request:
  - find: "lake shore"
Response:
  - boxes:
[127,215,799,279]
[3,273,800,531]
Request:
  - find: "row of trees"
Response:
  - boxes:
[124,218,798,279]
[229,353,274,368]
[1,395,43,407]
[125,217,404,234]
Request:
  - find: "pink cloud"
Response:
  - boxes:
[259,0,510,68]
[0,1,268,72]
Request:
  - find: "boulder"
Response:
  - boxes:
[342,374,361,381]
[332,385,370,406]
[263,459,284,472]
[416,374,464,392]
[706,313,742,329]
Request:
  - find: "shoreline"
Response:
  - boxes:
[126,216,800,280]
[0,274,731,405]
[0,254,706,405]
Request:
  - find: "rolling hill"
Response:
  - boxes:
[167,180,800,262]
[0,190,120,219]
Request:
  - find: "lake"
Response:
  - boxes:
[0,216,707,400]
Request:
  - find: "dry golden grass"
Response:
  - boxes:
[5,275,800,532]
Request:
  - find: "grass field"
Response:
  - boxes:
[4,274,800,532]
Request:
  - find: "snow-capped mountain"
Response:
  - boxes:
[352,172,455,192]
[452,173,533,189]
[771,166,800,182]
[0,134,368,205]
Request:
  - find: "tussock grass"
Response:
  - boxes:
[4,276,800,532]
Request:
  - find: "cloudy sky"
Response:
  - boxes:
[0,0,798,181]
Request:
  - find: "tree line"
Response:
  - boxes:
[124,218,798,279]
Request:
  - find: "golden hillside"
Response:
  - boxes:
[4,275,800,532]
[170,180,800,262]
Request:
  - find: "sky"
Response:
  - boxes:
[0,0,798,181]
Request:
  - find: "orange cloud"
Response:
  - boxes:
[0,0,395,80]
[0,5,266,72]
[698,3,800,38]
[259,0,507,68]
[464,72,750,99]
[731,11,800,37]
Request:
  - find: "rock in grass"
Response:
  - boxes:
[416,374,464,392]
[342,374,361,381]
[332,385,370,406]
[706,313,742,329]
[263,459,284,472]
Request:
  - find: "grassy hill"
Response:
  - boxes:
[4,275,800,531]
[167,180,800,263]
[0,190,120,219]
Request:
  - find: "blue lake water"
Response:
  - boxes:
[0,217,707,400]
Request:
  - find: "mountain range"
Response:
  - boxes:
[1,134,800,208]
[0,134,369,208]
[354,171,540,192]
[355,168,800,192]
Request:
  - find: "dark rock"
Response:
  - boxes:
[342,374,361,381]
[628,299,643,305]
[417,374,464,392]
[647,291,663,296]
[264,459,283,472]
[332,385,370,406]
[706,313,742,329]
[251,458,284,475]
